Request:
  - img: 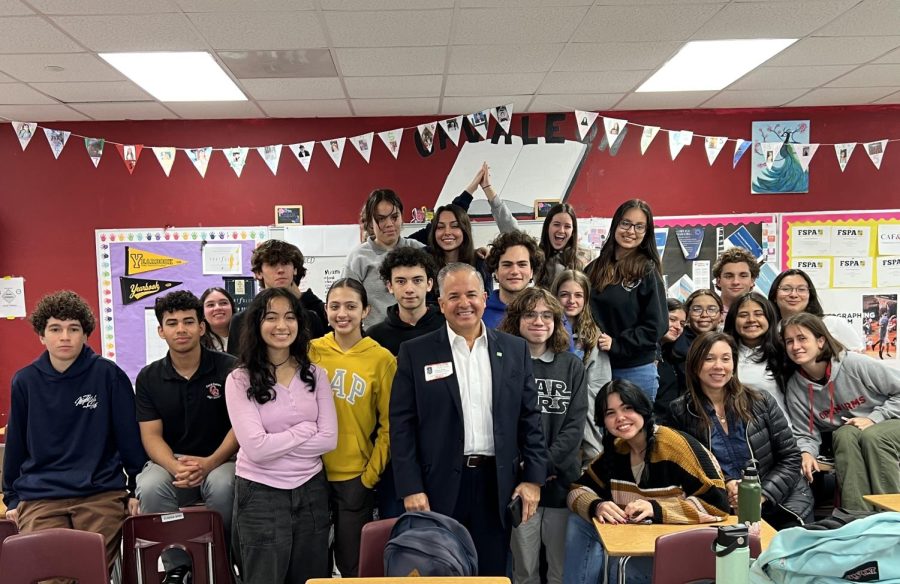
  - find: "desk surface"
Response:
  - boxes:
[863,494,900,512]
[594,515,776,557]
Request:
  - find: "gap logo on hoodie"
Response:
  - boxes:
[536,378,570,414]
[329,369,367,404]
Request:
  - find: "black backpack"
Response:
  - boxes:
[383,511,479,577]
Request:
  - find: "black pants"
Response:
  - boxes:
[451,459,510,576]
[329,476,375,577]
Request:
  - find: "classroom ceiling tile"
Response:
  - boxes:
[0,0,33,15]
[257,99,352,117]
[335,47,446,76]
[69,101,178,120]
[344,75,442,99]
[0,82,58,104]
[0,71,13,82]
[553,42,680,72]
[445,73,545,97]
[573,4,723,43]
[50,14,206,52]
[700,88,810,108]
[165,101,266,119]
[825,64,900,87]
[351,97,440,116]
[448,44,563,74]
[613,91,719,110]
[459,0,592,7]
[325,10,452,47]
[0,103,90,120]
[31,81,151,102]
[691,0,858,40]
[321,0,452,9]
[814,0,900,36]
[453,6,586,45]
[240,77,345,101]
[873,90,900,104]
[0,53,125,82]
[765,36,900,67]
[528,93,624,112]
[786,86,900,106]
[189,11,327,50]
[0,16,84,53]
[542,70,649,94]
[440,95,531,115]
[175,0,314,11]
[219,49,338,79]
[874,45,900,63]
[29,0,181,14]
[729,65,856,90]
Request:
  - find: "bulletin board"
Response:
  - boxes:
[95,227,268,382]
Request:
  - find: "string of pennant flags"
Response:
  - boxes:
[7,101,899,178]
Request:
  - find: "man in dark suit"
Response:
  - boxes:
[390,263,547,576]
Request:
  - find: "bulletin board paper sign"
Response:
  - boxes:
[832,257,873,288]
[830,225,871,257]
[790,258,831,288]
[281,224,359,257]
[790,225,830,257]
[202,244,243,275]
[144,307,168,364]
[667,274,694,303]
[877,256,900,288]
[780,210,900,271]
[655,228,669,261]
[0,276,26,318]
[692,260,710,290]
[675,227,704,260]
[726,225,763,259]
[754,262,778,295]
[878,224,900,255]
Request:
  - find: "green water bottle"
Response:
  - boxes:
[714,524,750,584]
[737,460,762,527]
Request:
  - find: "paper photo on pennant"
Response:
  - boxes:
[603,117,627,150]
[492,103,513,134]
[417,122,437,153]
[323,137,346,168]
[439,116,463,146]
[116,144,143,174]
[44,128,70,159]
[761,142,782,170]
[790,143,818,172]
[379,128,403,159]
[257,144,282,176]
[704,136,727,166]
[733,139,751,168]
[575,110,599,141]
[834,142,856,173]
[667,130,692,160]
[152,147,176,177]
[350,132,374,163]
[187,147,212,178]
[224,147,249,177]
[288,141,315,171]
[640,126,659,155]
[84,137,105,168]
[864,140,887,170]
[466,110,490,139]
[751,120,809,194]
[11,122,37,151]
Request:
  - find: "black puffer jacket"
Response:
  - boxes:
[665,390,813,525]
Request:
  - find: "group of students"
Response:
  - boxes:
[3,170,900,584]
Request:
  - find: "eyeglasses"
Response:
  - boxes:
[523,311,554,322]
[778,285,810,295]
[690,306,721,316]
[618,219,647,234]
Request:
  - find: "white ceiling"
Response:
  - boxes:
[1,0,900,121]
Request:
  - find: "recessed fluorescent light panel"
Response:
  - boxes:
[99,52,246,101]
[637,39,797,92]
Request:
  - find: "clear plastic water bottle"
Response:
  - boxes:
[714,524,750,584]
[738,460,762,537]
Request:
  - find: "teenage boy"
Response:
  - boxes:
[135,291,238,583]
[3,290,147,574]
[482,230,544,328]
[368,247,445,356]
[227,239,326,356]
[713,247,760,314]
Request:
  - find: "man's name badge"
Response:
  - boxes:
[424,362,453,381]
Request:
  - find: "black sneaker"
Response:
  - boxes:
[162,566,192,584]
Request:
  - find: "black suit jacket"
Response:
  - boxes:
[390,324,547,528]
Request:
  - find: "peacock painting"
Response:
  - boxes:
[751,120,810,194]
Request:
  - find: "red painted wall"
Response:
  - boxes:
[1,104,899,422]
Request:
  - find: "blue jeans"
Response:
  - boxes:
[562,513,652,584]
[612,363,659,403]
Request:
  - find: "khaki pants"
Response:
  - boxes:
[834,419,900,511]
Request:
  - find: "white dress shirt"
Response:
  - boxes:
[447,322,495,455]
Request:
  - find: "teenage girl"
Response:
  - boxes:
[535,203,583,289]
[200,286,235,351]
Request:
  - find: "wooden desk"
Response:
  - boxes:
[594,516,776,584]
[864,494,900,512]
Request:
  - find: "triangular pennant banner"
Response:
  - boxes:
[834,142,856,173]
[640,126,660,155]
[152,147,176,177]
[417,122,437,153]
[350,132,374,163]
[790,143,819,172]
[187,147,212,178]
[864,139,888,170]
[288,141,314,171]
[11,122,37,151]
[704,136,727,166]
[84,137,105,168]
[257,144,282,176]
[675,228,705,260]
[762,142,782,170]
[379,128,403,159]
[575,110,599,141]
[439,116,463,146]
[224,147,249,177]
[115,144,143,175]
[323,137,346,168]
[466,110,490,139]
[119,276,182,305]
[733,139,751,168]
[668,130,692,160]
[492,103,513,134]
[603,117,627,150]
[44,128,70,159]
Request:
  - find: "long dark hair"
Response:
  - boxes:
[326,277,369,335]
[427,204,475,268]
[685,332,760,431]
[200,286,235,350]
[536,203,581,287]
[584,199,661,291]
[238,288,316,404]
[768,268,825,320]
[598,380,656,474]
[723,292,785,392]
[780,312,846,375]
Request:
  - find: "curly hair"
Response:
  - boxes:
[499,287,570,354]
[251,239,306,286]
[30,290,96,336]
[485,229,544,276]
[550,269,600,363]
[427,204,475,269]
[535,203,582,288]
[153,290,202,325]
[712,247,760,285]
[584,199,660,291]
[378,246,437,285]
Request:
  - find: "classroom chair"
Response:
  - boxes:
[308,578,511,584]
[358,517,399,577]
[0,527,108,584]
[651,527,761,584]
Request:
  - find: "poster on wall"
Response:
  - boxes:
[751,120,810,194]
[862,294,897,360]
[96,227,268,382]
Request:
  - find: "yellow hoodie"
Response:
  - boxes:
[310,333,396,488]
